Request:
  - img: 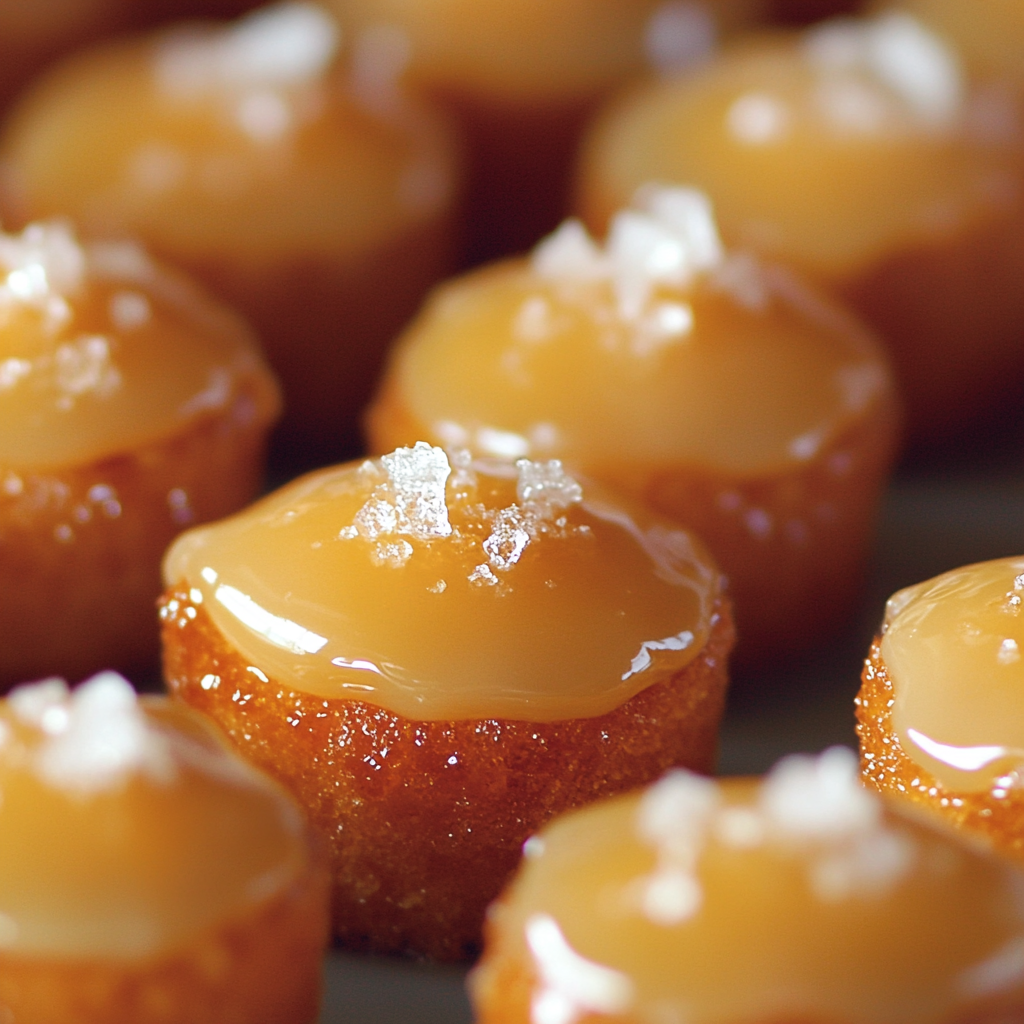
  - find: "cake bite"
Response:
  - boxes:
[0,1,460,458]
[332,0,762,261]
[161,442,733,959]
[0,219,279,689]
[473,747,1024,1024]
[576,11,1024,441]
[0,670,327,1024]
[369,187,899,662]
[858,557,1024,863]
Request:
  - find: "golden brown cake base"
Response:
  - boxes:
[857,637,1024,862]
[161,590,734,961]
[0,868,328,1024]
[0,382,270,689]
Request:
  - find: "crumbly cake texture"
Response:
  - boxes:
[857,637,1024,862]
[0,379,269,688]
[160,588,734,961]
[0,870,327,1024]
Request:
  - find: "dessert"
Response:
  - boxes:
[332,0,762,261]
[576,11,1024,441]
[160,442,734,959]
[0,1,461,458]
[368,187,899,662]
[0,670,327,1024]
[0,219,279,688]
[472,747,1024,1024]
[858,556,1024,863]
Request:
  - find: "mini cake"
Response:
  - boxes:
[0,1,460,458]
[332,0,762,261]
[576,12,1024,441]
[0,670,327,1024]
[858,557,1024,863]
[161,442,734,959]
[880,0,1024,93]
[0,219,279,688]
[472,747,1024,1024]
[368,187,899,662]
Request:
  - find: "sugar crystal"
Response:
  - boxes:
[516,459,583,512]
[380,442,453,541]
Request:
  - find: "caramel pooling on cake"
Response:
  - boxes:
[878,557,1024,795]
[164,444,722,721]
[473,749,1024,1023]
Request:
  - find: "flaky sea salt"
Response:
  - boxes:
[157,1,339,94]
[9,673,177,797]
[805,12,963,129]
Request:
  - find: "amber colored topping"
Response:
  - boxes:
[876,557,1024,795]
[577,14,1023,280]
[371,188,892,479]
[164,444,721,721]
[0,221,279,471]
[0,3,458,263]
[161,580,734,960]
[472,749,1024,1024]
[335,0,762,106]
[0,672,314,960]
[888,0,1024,90]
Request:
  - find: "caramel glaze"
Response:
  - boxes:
[368,223,899,663]
[334,0,762,262]
[576,26,1024,441]
[0,679,328,1024]
[858,558,1024,863]
[858,638,1024,864]
[474,760,1024,1024]
[161,583,733,960]
[0,8,460,458]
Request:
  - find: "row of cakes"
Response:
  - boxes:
[0,0,1021,1021]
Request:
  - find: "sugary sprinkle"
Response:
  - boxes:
[8,673,177,798]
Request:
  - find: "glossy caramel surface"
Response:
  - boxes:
[473,750,1024,1023]
[0,672,310,960]
[335,0,761,106]
[0,3,458,263]
[374,193,892,479]
[578,15,1024,279]
[164,444,721,721]
[0,221,278,470]
[882,557,1024,795]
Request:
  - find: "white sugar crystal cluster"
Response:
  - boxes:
[473,459,584,586]
[157,1,339,93]
[805,12,963,129]
[343,442,453,567]
[632,749,915,926]
[532,186,727,353]
[761,747,916,902]
[0,221,85,331]
[9,672,175,797]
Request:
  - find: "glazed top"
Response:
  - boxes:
[882,556,1024,794]
[373,185,893,478]
[0,220,279,470]
[0,2,458,262]
[334,0,758,105]
[164,443,723,721]
[473,748,1024,1023]
[0,672,311,960]
[578,12,1024,279]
